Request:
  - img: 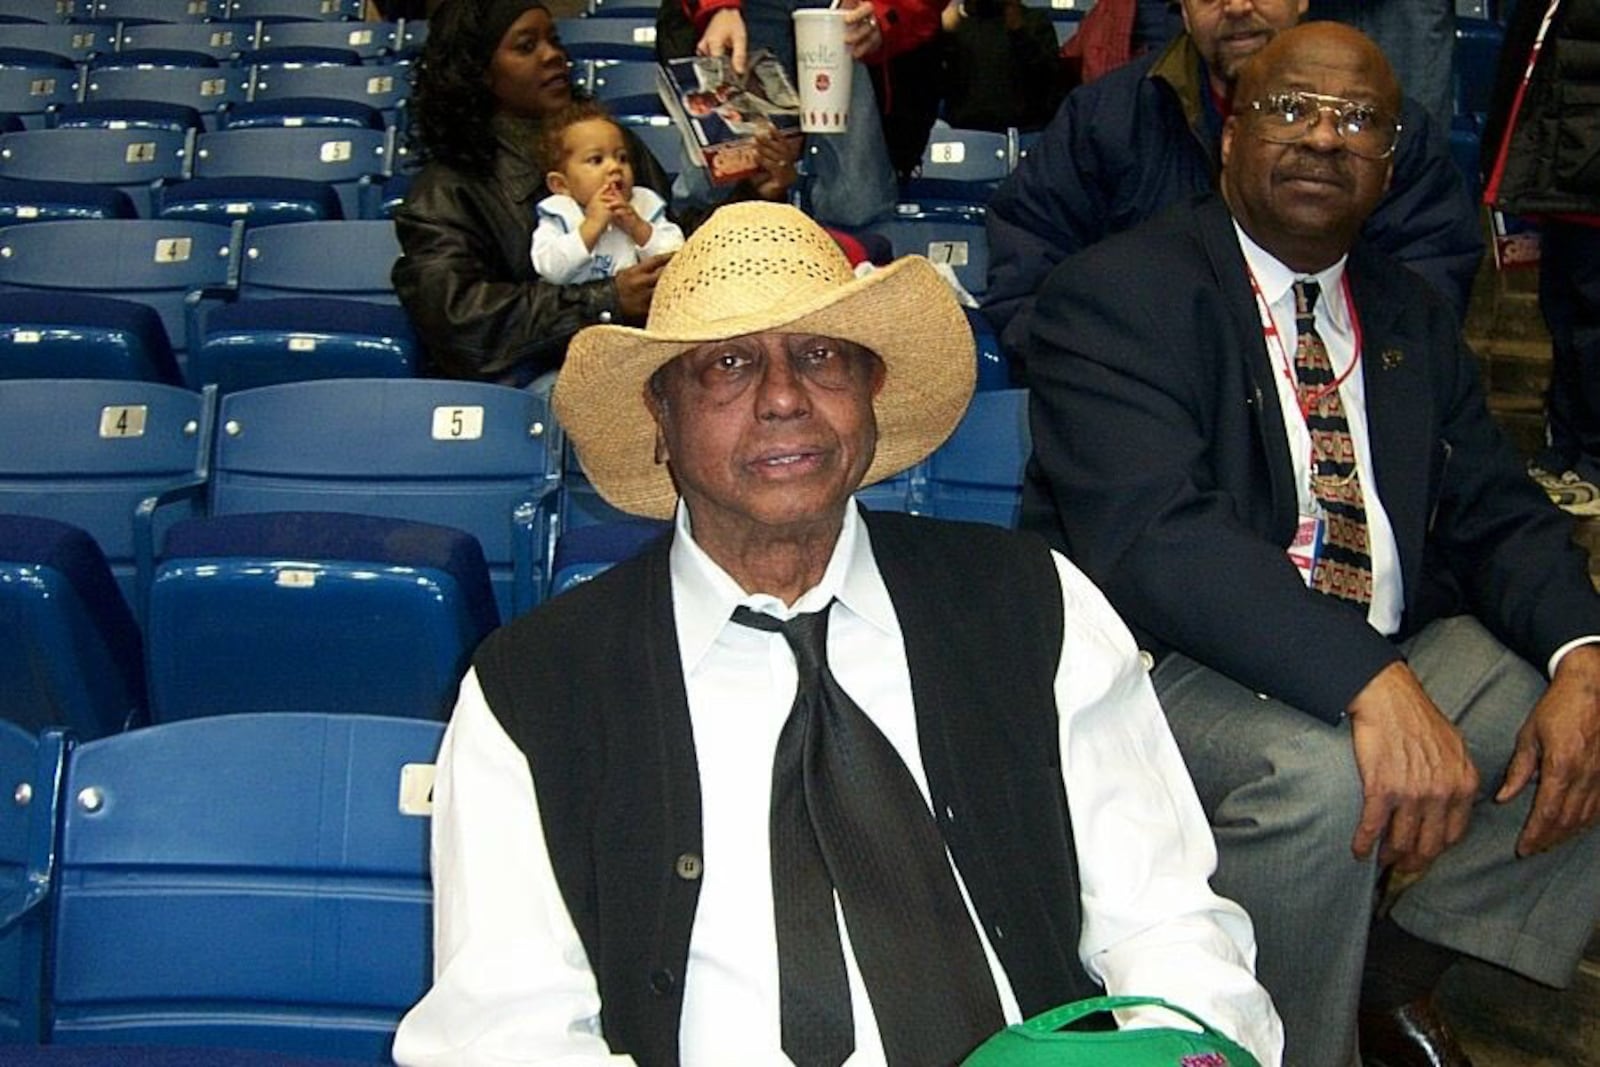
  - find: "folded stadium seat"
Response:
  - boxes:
[921,386,1030,528]
[111,18,259,62]
[83,56,249,130]
[0,290,181,381]
[616,113,684,183]
[0,124,192,216]
[0,20,109,62]
[870,211,991,299]
[225,0,363,21]
[586,57,666,116]
[156,172,343,227]
[0,52,80,129]
[0,718,66,1047]
[0,378,213,619]
[190,296,417,392]
[362,168,407,219]
[49,97,200,131]
[0,174,138,222]
[251,17,399,61]
[192,124,391,218]
[148,511,497,720]
[244,58,410,130]
[0,0,78,22]
[79,0,226,21]
[555,15,656,59]
[48,711,442,1056]
[219,95,384,130]
[0,514,148,736]
[236,42,363,67]
[0,217,239,366]
[233,216,398,299]
[210,378,562,619]
[896,121,1012,216]
[965,306,1012,391]
[548,516,669,597]
[588,0,662,15]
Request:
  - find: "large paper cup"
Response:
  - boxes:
[793,9,850,133]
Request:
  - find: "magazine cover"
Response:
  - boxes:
[657,51,804,185]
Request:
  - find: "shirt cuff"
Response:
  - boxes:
[1548,635,1600,677]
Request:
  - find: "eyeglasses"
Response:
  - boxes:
[1244,91,1401,160]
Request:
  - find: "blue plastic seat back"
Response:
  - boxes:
[51,712,442,1056]
[225,0,363,21]
[0,62,79,129]
[0,378,211,613]
[83,62,248,130]
[245,59,410,128]
[588,0,661,15]
[549,516,668,597]
[0,291,180,382]
[555,15,656,59]
[191,296,416,392]
[0,0,74,20]
[0,218,236,360]
[148,511,496,720]
[965,306,1012,391]
[156,173,343,228]
[617,113,684,181]
[901,123,1011,209]
[922,387,1030,528]
[193,125,390,218]
[49,98,201,131]
[871,212,991,297]
[0,719,65,1047]
[212,378,561,618]
[220,95,384,130]
[0,174,138,223]
[391,14,425,57]
[81,0,226,20]
[235,217,399,300]
[252,19,398,60]
[0,125,191,216]
[586,57,665,116]
[0,21,108,62]
[112,19,259,61]
[0,514,146,737]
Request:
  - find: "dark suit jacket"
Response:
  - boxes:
[1022,194,1600,723]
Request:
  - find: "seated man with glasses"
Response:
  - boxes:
[1024,21,1600,1067]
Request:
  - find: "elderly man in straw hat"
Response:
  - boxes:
[392,202,1283,1067]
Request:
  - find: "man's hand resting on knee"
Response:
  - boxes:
[1497,643,1600,857]
[1347,662,1479,874]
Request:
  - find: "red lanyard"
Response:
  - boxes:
[1247,268,1364,422]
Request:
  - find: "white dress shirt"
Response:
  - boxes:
[530,188,684,285]
[392,503,1285,1067]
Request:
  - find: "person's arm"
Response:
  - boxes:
[632,188,685,257]
[1048,551,1284,1067]
[392,671,637,1067]
[1358,98,1484,324]
[532,206,599,286]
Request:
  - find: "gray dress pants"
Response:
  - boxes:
[1153,615,1600,1067]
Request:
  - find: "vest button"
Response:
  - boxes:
[1138,649,1155,672]
[649,968,676,995]
[674,852,703,880]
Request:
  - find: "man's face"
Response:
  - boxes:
[1220,26,1398,271]
[1180,0,1307,94]
[647,332,885,549]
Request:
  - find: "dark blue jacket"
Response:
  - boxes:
[983,34,1484,369]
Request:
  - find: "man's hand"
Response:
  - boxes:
[749,122,801,200]
[840,0,884,58]
[1347,661,1479,874]
[613,253,672,321]
[696,9,748,75]
[1498,644,1600,856]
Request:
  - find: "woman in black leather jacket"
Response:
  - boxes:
[394,0,797,385]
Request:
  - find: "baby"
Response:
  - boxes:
[531,101,684,285]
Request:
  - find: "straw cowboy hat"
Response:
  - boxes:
[553,202,976,520]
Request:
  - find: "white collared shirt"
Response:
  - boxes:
[393,503,1284,1067]
[1235,222,1405,635]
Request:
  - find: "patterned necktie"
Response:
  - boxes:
[732,603,1005,1067]
[1293,279,1373,608]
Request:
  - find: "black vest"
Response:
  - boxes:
[473,510,1101,1066]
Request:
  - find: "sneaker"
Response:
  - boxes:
[1529,462,1600,517]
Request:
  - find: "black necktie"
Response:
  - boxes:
[1293,280,1374,608]
[732,602,1005,1067]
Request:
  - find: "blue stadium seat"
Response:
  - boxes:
[148,512,496,720]
[0,378,212,617]
[921,387,1029,527]
[244,59,410,129]
[0,719,66,1047]
[871,211,990,297]
[900,122,1011,212]
[1455,17,1504,121]
[391,14,425,57]
[79,0,226,22]
[111,19,259,62]
[50,98,201,131]
[0,125,192,216]
[0,174,138,222]
[0,0,75,22]
[362,167,407,219]
[555,15,656,59]
[219,95,385,130]
[192,124,390,217]
[0,515,147,737]
[0,57,80,129]
[83,59,249,130]
[548,516,669,596]
[618,113,684,181]
[190,296,417,391]
[965,306,1011,391]
[588,0,661,15]
[49,712,441,1056]
[156,173,344,226]
[210,378,561,618]
[234,217,399,299]
[224,0,363,21]
[0,218,238,362]
[586,57,665,115]
[0,291,180,381]
[0,21,109,62]
[251,18,399,60]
